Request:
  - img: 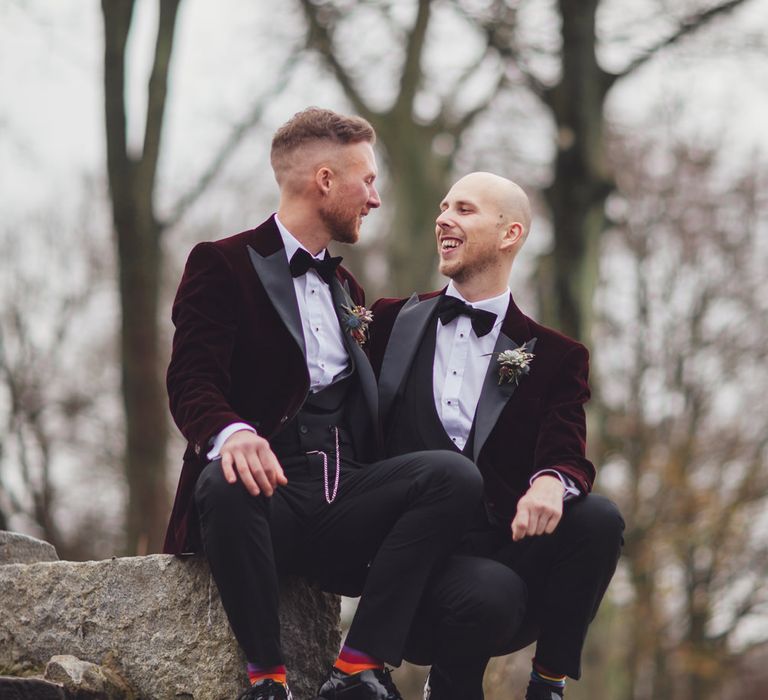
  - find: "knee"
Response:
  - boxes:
[448,560,527,637]
[195,459,266,524]
[567,494,625,552]
[423,451,484,503]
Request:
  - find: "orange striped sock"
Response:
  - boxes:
[333,645,383,675]
[247,663,287,686]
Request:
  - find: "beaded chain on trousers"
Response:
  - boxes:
[306,426,341,504]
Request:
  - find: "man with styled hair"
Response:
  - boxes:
[369,172,624,700]
[164,108,484,700]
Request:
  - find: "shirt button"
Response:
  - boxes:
[447,400,452,405]
[460,333,464,338]
[452,437,457,442]
[452,370,457,375]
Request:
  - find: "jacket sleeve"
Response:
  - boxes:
[533,343,596,494]
[166,242,247,452]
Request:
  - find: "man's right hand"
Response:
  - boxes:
[220,430,287,497]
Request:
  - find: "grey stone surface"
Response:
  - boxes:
[0,676,67,699]
[0,531,59,565]
[0,554,340,700]
[45,655,133,699]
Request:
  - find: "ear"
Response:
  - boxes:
[499,221,524,251]
[315,166,334,196]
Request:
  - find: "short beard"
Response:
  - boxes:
[320,200,360,245]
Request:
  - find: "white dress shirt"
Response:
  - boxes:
[207,215,349,459]
[433,281,579,498]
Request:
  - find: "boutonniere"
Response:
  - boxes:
[341,304,373,346]
[496,341,535,385]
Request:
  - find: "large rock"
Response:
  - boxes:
[0,553,340,700]
[0,531,58,565]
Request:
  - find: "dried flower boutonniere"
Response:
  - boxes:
[341,304,373,346]
[496,341,535,386]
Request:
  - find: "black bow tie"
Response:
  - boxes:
[289,248,343,285]
[437,295,497,338]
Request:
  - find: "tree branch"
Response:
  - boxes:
[613,0,751,83]
[101,0,135,204]
[164,51,303,230]
[140,0,182,201]
[297,0,373,120]
[395,0,432,114]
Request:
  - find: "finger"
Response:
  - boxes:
[544,511,562,535]
[234,452,260,496]
[512,508,529,541]
[534,512,549,536]
[526,511,541,537]
[220,453,237,484]
[252,462,274,498]
[260,447,287,486]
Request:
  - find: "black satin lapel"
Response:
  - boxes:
[247,245,306,358]
[379,294,441,425]
[472,333,532,463]
[330,277,379,428]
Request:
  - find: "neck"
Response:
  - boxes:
[452,275,510,303]
[277,200,331,256]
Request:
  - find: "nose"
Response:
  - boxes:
[368,185,381,209]
[436,210,451,228]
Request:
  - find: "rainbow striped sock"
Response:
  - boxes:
[247,663,287,686]
[531,661,566,695]
[333,645,383,675]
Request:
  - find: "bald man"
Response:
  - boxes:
[368,173,624,700]
[165,109,484,700]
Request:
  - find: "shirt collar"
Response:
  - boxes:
[275,214,326,261]
[445,280,510,325]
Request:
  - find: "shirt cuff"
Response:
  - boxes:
[206,422,257,461]
[530,469,581,501]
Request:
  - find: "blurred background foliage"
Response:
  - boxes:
[1,1,767,698]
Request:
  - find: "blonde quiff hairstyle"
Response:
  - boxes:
[270,107,376,185]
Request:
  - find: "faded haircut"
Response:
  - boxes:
[270,107,375,182]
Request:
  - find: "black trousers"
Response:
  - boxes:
[195,450,483,667]
[403,494,624,698]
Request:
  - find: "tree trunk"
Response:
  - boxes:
[102,0,181,554]
[540,0,613,342]
[376,118,452,295]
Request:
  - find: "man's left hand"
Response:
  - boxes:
[511,475,565,541]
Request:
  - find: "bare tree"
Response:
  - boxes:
[0,209,122,560]
[592,133,768,700]
[100,0,300,553]
[298,0,754,340]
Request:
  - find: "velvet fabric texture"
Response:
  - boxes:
[163,216,367,554]
[368,291,596,521]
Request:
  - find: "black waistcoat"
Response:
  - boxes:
[385,319,475,459]
[270,369,368,462]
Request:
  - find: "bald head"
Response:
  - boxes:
[450,172,532,240]
[435,172,532,300]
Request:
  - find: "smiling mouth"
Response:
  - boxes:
[440,237,463,253]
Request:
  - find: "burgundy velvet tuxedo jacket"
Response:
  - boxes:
[369,290,596,522]
[163,215,375,554]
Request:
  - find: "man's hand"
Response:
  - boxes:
[511,475,565,541]
[220,430,287,497]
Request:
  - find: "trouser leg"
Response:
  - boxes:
[492,494,625,678]
[299,450,484,665]
[403,555,528,700]
[195,459,300,666]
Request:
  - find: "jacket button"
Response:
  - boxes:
[299,425,308,435]
[281,415,288,423]
[194,444,201,455]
